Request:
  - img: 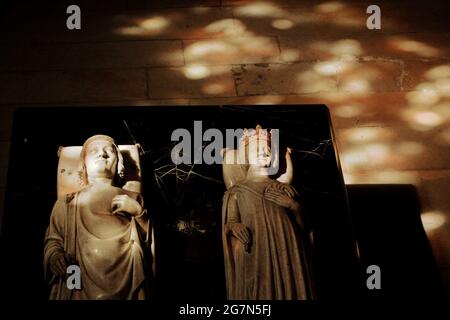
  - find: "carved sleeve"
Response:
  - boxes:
[287,186,309,232]
[43,199,66,281]
[133,193,151,246]
[224,190,241,234]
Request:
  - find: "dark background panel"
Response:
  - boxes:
[347,184,445,301]
[0,105,360,301]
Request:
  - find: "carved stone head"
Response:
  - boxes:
[241,125,273,168]
[78,135,124,186]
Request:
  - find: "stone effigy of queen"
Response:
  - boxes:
[44,135,150,300]
[222,126,313,300]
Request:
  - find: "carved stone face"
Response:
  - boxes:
[247,139,272,168]
[84,140,118,182]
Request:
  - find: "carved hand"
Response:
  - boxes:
[264,190,298,211]
[111,194,143,217]
[230,223,252,250]
[49,252,75,277]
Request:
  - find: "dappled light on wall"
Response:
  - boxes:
[205,19,239,36]
[402,110,445,131]
[184,37,279,64]
[106,0,449,201]
[314,1,367,28]
[314,60,342,76]
[187,40,235,58]
[309,39,363,60]
[140,16,171,32]
[337,125,433,178]
[334,104,365,118]
[341,143,390,170]
[296,69,337,94]
[234,2,286,18]
[329,14,363,28]
[344,170,420,185]
[425,65,450,81]
[202,82,229,95]
[406,88,441,107]
[421,211,447,234]
[329,39,363,58]
[340,79,372,95]
[271,19,294,30]
[116,16,171,36]
[403,63,450,135]
[184,64,211,80]
[341,127,395,143]
[388,37,441,58]
[397,141,425,157]
[315,1,346,14]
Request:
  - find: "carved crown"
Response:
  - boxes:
[240,125,271,146]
